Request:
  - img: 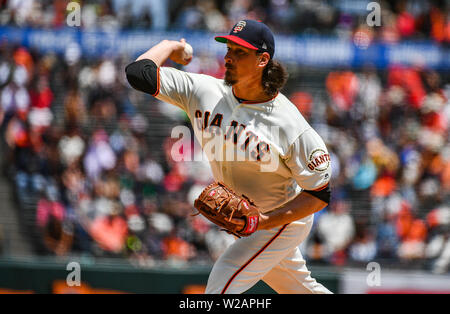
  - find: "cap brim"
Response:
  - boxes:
[214,35,258,50]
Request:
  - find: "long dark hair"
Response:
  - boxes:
[261,59,289,97]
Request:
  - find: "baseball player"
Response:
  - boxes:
[125,20,332,294]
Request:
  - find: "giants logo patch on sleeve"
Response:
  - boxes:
[307,148,330,172]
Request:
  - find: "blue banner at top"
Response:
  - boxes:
[1,26,449,70]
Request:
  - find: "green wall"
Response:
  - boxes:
[0,257,339,294]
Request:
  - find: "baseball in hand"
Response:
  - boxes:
[182,43,193,63]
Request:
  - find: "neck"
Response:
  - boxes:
[232,75,271,103]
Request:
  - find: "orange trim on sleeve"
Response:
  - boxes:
[312,182,329,192]
[152,67,160,97]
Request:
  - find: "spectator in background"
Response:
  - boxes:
[35,184,74,256]
[425,206,450,273]
[355,66,382,122]
[326,70,359,113]
[316,198,355,265]
[41,214,74,257]
[396,205,428,261]
[58,126,85,168]
[36,185,65,230]
[173,0,206,31]
[397,218,428,260]
[290,91,313,119]
[83,130,117,182]
[429,232,450,274]
[113,0,169,30]
[305,231,329,264]
[349,223,377,263]
[162,227,195,264]
[89,207,128,256]
[375,211,400,260]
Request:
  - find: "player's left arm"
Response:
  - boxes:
[257,128,332,230]
[256,187,329,230]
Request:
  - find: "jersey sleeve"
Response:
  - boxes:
[284,128,332,191]
[155,66,198,112]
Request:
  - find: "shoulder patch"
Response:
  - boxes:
[307,149,330,172]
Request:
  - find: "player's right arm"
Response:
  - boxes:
[125,39,197,111]
[125,39,187,95]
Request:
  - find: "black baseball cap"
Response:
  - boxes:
[215,20,275,59]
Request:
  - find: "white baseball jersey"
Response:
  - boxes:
[155,66,331,213]
[153,65,332,294]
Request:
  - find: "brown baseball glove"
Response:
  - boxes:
[193,182,260,237]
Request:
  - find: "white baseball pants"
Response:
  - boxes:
[205,214,332,294]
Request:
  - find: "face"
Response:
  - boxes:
[224,41,269,86]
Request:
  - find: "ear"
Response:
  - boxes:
[257,52,270,68]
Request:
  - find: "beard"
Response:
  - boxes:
[224,67,237,86]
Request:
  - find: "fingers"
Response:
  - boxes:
[181,58,191,66]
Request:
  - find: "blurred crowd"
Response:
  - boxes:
[0,0,449,274]
[302,64,450,273]
[0,0,449,44]
[0,40,236,266]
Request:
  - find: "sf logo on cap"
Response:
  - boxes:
[233,21,246,33]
